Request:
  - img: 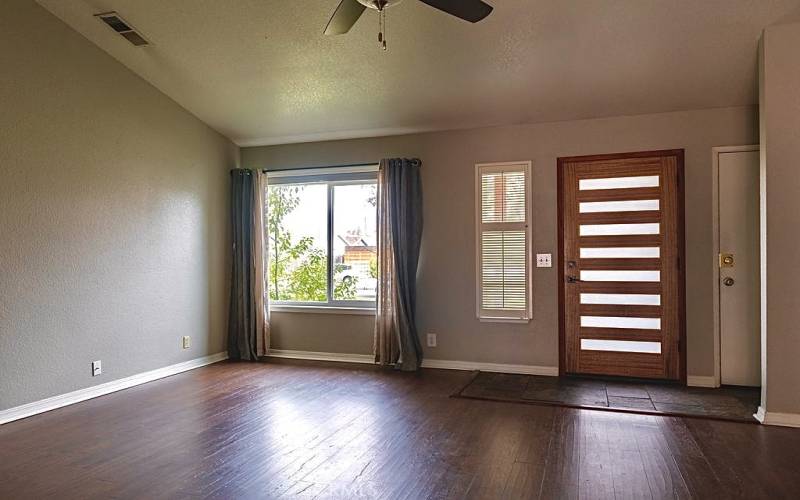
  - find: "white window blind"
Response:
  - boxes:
[476,162,532,321]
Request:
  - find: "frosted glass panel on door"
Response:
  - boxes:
[579,223,660,236]
[580,339,662,353]
[580,293,661,305]
[579,176,659,190]
[579,200,660,213]
[580,270,661,282]
[581,316,661,329]
[580,247,660,258]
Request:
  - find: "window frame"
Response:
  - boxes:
[266,164,379,311]
[474,161,533,323]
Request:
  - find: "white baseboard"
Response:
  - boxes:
[267,349,375,364]
[422,358,559,376]
[687,375,718,388]
[754,405,800,428]
[0,352,228,426]
[267,349,559,376]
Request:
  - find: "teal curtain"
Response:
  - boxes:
[228,169,259,360]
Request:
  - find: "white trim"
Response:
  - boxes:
[478,317,531,324]
[475,160,534,321]
[686,375,718,388]
[754,406,800,427]
[266,349,374,364]
[422,358,558,376]
[266,164,378,179]
[0,352,228,426]
[270,305,375,316]
[264,349,558,376]
[711,145,760,389]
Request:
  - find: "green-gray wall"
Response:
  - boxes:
[0,0,238,411]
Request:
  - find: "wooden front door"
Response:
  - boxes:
[558,150,686,381]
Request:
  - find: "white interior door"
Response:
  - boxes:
[718,149,760,387]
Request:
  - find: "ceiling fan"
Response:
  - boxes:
[324,0,493,49]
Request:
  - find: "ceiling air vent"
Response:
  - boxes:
[94,12,149,47]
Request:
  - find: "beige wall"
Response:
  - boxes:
[244,106,757,376]
[269,313,374,355]
[760,21,800,415]
[0,0,238,410]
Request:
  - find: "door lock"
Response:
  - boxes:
[722,277,735,287]
[567,275,582,284]
[720,253,735,268]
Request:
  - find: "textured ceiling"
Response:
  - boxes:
[36,0,800,146]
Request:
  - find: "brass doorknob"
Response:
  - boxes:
[723,277,735,287]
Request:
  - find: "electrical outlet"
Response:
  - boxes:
[92,360,102,377]
[426,333,437,348]
[536,253,552,268]
[182,336,191,349]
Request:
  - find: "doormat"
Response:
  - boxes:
[452,371,760,423]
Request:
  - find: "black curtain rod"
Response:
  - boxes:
[260,162,378,174]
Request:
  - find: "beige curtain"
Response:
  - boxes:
[254,170,270,357]
[375,164,401,364]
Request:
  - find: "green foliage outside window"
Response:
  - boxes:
[267,185,357,302]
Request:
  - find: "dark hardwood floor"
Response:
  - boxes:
[1,360,799,499]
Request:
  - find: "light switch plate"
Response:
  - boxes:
[536,253,552,268]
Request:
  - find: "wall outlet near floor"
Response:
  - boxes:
[536,253,552,268]
[426,333,437,348]
[91,360,102,377]
[182,336,191,349]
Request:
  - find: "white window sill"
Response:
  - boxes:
[271,305,376,316]
[478,317,531,324]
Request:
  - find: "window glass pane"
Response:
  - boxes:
[579,176,659,190]
[580,270,660,282]
[579,223,660,236]
[579,200,659,213]
[580,247,660,258]
[580,293,661,305]
[580,316,661,330]
[580,339,662,353]
[333,183,377,302]
[267,183,328,302]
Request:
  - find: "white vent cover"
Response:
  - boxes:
[94,12,149,47]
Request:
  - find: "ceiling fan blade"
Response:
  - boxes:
[417,0,493,23]
[324,0,367,35]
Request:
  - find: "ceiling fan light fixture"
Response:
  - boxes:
[356,0,404,11]
[324,0,493,49]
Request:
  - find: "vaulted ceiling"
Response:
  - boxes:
[37,0,800,146]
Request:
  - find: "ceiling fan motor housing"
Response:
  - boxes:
[357,0,403,10]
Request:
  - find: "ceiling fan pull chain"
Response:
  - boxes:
[377,8,387,50]
[382,9,387,50]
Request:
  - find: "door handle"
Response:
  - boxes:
[723,277,735,287]
[567,275,582,284]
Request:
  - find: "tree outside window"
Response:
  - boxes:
[266,180,377,305]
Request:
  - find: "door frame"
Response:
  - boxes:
[557,149,687,383]
[711,145,759,388]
